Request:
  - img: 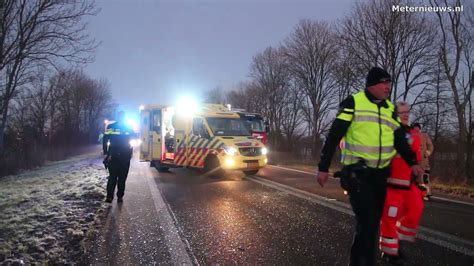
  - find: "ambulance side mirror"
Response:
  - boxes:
[202,129,211,139]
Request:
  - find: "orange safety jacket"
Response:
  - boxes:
[388,127,422,187]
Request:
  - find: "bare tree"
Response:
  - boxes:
[411,62,453,144]
[83,78,112,142]
[46,71,65,145]
[227,81,261,113]
[27,69,50,142]
[280,81,304,151]
[283,20,339,157]
[333,48,365,103]
[461,4,474,178]
[249,46,291,149]
[338,0,438,103]
[204,86,226,104]
[0,0,98,151]
[432,0,474,179]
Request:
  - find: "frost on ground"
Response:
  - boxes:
[0,150,109,264]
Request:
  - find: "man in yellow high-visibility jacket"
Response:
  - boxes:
[316,67,424,266]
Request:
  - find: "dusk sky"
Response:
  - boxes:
[85,0,355,115]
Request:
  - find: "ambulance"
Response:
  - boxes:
[139,104,268,176]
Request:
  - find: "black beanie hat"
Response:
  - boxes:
[366,67,391,87]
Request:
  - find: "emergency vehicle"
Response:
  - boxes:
[139,104,268,176]
[235,111,269,145]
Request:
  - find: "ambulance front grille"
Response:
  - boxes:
[239,147,261,157]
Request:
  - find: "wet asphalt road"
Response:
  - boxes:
[86,158,474,265]
[259,165,474,241]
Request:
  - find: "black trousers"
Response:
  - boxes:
[106,160,130,199]
[347,167,389,266]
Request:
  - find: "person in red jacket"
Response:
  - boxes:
[379,102,424,264]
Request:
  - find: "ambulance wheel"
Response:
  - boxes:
[205,156,224,177]
[243,170,259,176]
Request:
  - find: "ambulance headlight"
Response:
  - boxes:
[225,158,235,168]
[223,145,238,156]
[261,147,268,155]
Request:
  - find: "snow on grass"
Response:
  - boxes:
[0,151,108,264]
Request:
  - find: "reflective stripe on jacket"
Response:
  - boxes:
[338,91,399,169]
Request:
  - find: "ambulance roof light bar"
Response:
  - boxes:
[176,96,199,117]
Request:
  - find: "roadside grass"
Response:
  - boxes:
[430,182,474,198]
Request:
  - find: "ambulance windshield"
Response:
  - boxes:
[245,118,265,132]
[206,118,251,136]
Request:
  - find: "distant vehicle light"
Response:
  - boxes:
[129,139,142,147]
[126,118,137,127]
[126,118,140,132]
[139,105,145,111]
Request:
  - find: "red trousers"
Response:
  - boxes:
[379,184,424,255]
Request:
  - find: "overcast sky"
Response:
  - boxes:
[85,0,355,115]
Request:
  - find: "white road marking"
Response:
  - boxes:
[268,164,474,207]
[247,175,474,257]
[431,196,474,207]
[144,168,194,265]
[246,176,354,216]
[268,165,328,177]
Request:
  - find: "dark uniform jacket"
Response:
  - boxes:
[102,121,133,163]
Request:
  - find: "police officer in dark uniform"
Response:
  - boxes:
[316,67,424,266]
[102,111,133,203]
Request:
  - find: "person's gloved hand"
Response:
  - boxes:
[411,164,424,178]
[418,183,428,192]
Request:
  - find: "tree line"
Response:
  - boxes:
[207,0,474,181]
[0,1,114,175]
